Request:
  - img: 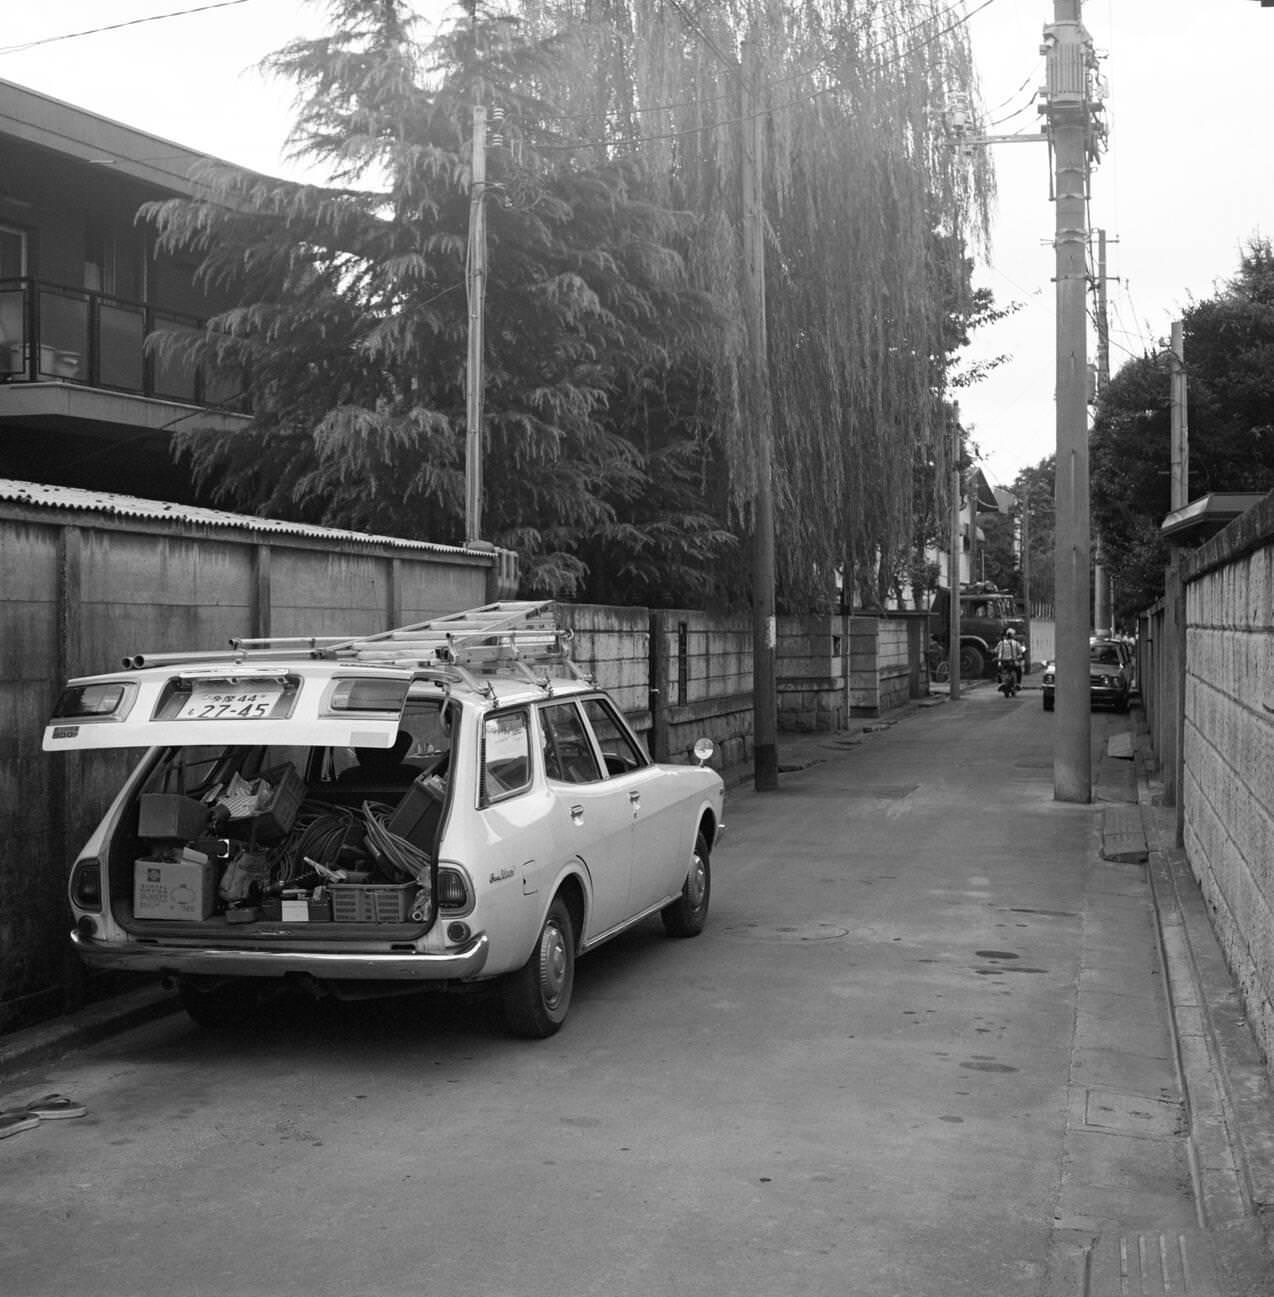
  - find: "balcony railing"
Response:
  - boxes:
[0,277,242,409]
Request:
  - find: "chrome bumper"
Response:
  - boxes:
[70,929,490,981]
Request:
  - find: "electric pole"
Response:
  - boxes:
[464,102,488,546]
[1044,0,1103,804]
[741,36,778,791]
[1092,228,1111,635]
[948,404,963,701]
[1170,320,1189,510]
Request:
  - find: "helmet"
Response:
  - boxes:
[1004,628,1016,638]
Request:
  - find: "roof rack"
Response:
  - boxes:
[123,601,589,683]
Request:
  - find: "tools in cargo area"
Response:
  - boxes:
[131,778,436,925]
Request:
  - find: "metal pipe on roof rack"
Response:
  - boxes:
[123,650,267,669]
[229,636,352,650]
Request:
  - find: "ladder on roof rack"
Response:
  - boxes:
[122,602,580,676]
[269,600,583,678]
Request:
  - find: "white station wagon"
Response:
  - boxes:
[43,603,725,1037]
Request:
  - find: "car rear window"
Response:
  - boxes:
[482,710,532,802]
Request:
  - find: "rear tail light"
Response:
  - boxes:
[70,858,103,912]
[437,866,471,912]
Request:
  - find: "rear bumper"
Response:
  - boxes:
[70,929,490,982]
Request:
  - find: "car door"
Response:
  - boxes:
[577,695,685,912]
[539,700,634,938]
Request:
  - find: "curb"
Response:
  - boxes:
[0,986,180,1075]
[1120,719,1274,1292]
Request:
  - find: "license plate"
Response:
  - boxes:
[175,681,283,720]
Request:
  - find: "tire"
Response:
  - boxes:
[502,896,575,1039]
[178,978,260,1029]
[1042,694,1054,712]
[662,832,712,938]
[959,645,985,679]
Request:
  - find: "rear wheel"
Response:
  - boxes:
[662,832,712,937]
[502,897,575,1039]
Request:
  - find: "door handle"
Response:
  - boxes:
[570,804,584,824]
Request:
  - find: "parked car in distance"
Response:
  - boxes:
[1040,637,1132,713]
[43,603,725,1038]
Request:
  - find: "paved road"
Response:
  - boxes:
[0,689,1199,1297]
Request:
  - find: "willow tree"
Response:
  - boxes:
[515,0,993,606]
[147,0,991,606]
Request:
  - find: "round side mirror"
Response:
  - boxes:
[692,737,715,767]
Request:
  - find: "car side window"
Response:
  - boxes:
[482,710,532,803]
[541,702,603,785]
[580,696,649,776]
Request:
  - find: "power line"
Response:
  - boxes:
[0,0,253,57]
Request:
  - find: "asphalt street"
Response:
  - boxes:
[2,680,1272,1297]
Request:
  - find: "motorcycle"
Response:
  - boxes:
[996,661,1022,697]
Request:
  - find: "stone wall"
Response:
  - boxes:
[1178,493,1274,1062]
[849,613,929,717]
[778,616,848,732]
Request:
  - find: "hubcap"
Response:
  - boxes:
[539,921,568,1009]
[686,854,707,910]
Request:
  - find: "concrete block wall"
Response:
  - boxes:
[1181,533,1274,1061]
[556,602,651,737]
[849,616,917,716]
[650,609,752,769]
[777,615,846,732]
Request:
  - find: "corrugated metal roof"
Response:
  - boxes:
[0,479,471,555]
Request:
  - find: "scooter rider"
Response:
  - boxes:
[994,627,1025,693]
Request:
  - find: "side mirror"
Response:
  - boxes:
[692,737,715,767]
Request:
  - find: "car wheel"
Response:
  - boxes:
[502,896,575,1039]
[1114,694,1130,714]
[178,978,260,1029]
[959,645,985,678]
[662,832,712,938]
[1042,694,1054,712]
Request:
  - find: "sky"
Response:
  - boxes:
[1,0,1270,491]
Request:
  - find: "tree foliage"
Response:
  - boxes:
[147,0,994,607]
[1092,239,1274,619]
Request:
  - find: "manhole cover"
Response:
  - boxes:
[725,921,849,943]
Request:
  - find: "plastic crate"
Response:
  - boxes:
[329,881,418,923]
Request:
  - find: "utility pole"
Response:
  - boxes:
[741,37,777,791]
[948,403,963,701]
[1092,228,1111,635]
[1020,503,1033,666]
[1044,0,1102,803]
[1170,320,1189,510]
[464,102,488,546]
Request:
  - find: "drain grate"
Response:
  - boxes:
[1085,1230,1221,1296]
